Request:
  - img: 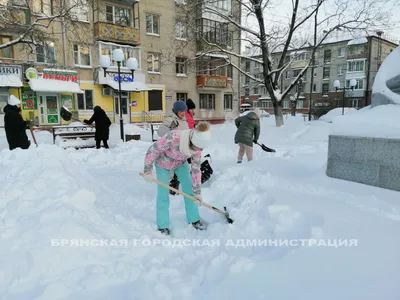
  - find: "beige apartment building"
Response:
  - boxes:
[241,31,398,116]
[0,0,241,127]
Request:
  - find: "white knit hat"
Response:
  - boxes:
[8,95,21,106]
[190,122,212,149]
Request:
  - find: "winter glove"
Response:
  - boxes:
[142,172,153,183]
[253,140,258,144]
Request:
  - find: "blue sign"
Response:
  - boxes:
[113,75,133,82]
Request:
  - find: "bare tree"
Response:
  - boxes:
[198,0,393,126]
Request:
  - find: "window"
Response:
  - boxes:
[199,94,215,110]
[175,57,186,75]
[313,84,316,92]
[322,83,329,94]
[175,21,187,39]
[261,101,271,108]
[99,42,140,68]
[224,94,232,110]
[76,90,93,110]
[296,100,304,109]
[338,65,344,75]
[293,52,308,62]
[146,14,160,35]
[323,67,330,79]
[0,36,13,58]
[73,45,91,66]
[176,93,187,102]
[253,87,258,94]
[147,53,161,73]
[324,49,331,63]
[346,78,364,90]
[292,69,301,78]
[70,0,89,21]
[283,101,289,108]
[196,18,229,45]
[338,47,345,57]
[227,64,232,79]
[253,100,259,107]
[245,61,250,72]
[347,60,365,72]
[106,5,131,26]
[33,0,53,15]
[36,41,56,63]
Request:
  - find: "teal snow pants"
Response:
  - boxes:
[155,162,200,229]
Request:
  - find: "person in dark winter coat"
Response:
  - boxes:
[84,106,112,149]
[234,108,261,163]
[4,95,31,151]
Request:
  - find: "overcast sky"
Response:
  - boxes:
[240,0,400,51]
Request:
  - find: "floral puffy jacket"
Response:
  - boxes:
[143,130,202,196]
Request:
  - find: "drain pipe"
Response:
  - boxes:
[61,0,68,66]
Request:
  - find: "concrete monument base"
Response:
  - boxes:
[326,134,400,192]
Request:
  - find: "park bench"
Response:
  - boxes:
[52,125,96,149]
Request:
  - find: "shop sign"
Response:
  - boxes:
[42,69,78,82]
[110,73,133,82]
[22,87,37,110]
[0,65,22,79]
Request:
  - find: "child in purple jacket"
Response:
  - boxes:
[142,121,212,235]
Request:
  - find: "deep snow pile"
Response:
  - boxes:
[319,105,400,138]
[1,113,400,300]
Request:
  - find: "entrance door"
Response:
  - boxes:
[114,92,129,123]
[38,94,60,125]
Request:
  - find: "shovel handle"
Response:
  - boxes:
[139,172,227,216]
[29,126,38,147]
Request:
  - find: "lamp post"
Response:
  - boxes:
[99,49,138,141]
[333,78,357,115]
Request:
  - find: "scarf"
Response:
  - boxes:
[179,129,193,157]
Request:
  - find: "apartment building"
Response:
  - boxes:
[240,32,398,115]
[0,0,241,127]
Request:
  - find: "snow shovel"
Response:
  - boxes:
[60,106,85,124]
[139,172,234,224]
[255,142,276,152]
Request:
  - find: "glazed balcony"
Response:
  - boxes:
[94,22,140,46]
[197,75,228,88]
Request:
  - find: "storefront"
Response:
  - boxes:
[21,68,83,126]
[95,67,165,123]
[0,65,23,126]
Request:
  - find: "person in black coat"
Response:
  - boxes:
[4,95,31,151]
[83,106,112,149]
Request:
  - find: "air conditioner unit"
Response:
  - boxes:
[102,87,113,96]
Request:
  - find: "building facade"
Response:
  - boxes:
[0,0,241,127]
[240,32,398,116]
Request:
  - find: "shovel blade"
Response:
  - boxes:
[261,144,276,152]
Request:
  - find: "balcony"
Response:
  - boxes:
[94,22,139,46]
[197,75,228,88]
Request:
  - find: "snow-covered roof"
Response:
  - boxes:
[347,37,368,46]
[28,78,83,93]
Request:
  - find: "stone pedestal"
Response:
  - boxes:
[326,134,400,192]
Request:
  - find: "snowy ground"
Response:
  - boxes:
[1,109,400,300]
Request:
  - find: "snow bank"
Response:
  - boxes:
[372,45,400,105]
[318,107,359,122]
[322,105,400,138]
[1,116,400,299]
